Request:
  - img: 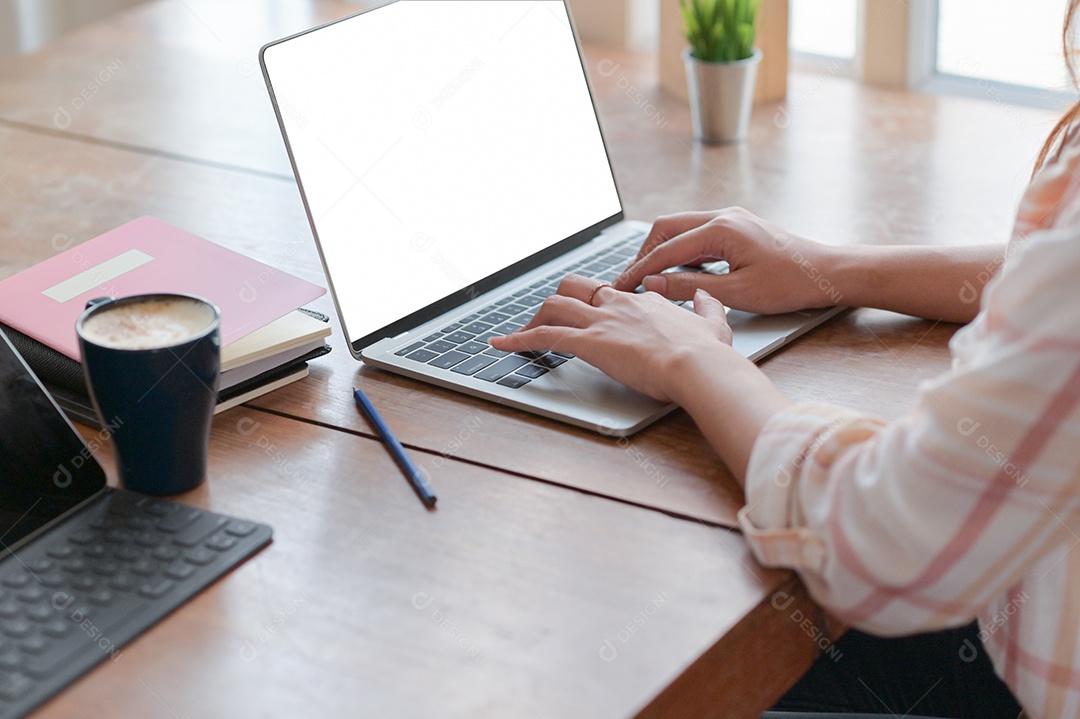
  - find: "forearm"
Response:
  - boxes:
[823,243,1006,324]
[666,346,791,484]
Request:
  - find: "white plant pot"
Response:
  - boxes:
[684,48,762,143]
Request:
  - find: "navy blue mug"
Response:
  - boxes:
[76,294,221,495]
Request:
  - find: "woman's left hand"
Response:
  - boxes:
[489,275,733,403]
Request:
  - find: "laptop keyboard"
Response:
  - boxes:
[394,233,643,387]
[0,488,271,719]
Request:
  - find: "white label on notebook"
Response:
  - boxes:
[41,249,155,303]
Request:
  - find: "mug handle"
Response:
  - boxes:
[84,296,114,310]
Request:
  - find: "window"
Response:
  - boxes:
[789,0,858,60]
[936,0,1071,92]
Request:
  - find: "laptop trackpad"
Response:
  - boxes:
[522,357,671,431]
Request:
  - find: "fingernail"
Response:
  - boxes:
[642,275,667,293]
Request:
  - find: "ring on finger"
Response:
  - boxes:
[586,283,613,307]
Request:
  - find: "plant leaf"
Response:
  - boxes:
[681,0,759,63]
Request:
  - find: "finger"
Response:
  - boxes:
[614,223,723,291]
[555,273,604,303]
[490,325,583,353]
[633,211,718,264]
[692,288,727,322]
[518,294,595,332]
[693,288,734,346]
[640,270,734,302]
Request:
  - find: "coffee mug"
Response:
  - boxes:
[76,293,221,495]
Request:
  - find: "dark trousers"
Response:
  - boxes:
[765,621,1023,719]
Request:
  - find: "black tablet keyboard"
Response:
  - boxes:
[0,489,271,719]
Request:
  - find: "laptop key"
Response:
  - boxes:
[502,303,529,316]
[460,321,493,335]
[451,355,499,376]
[422,332,443,342]
[406,349,440,363]
[206,535,238,552]
[139,580,176,599]
[2,620,32,639]
[516,364,549,379]
[493,322,521,335]
[40,620,70,639]
[20,636,48,655]
[483,348,511,358]
[224,521,258,538]
[441,322,463,332]
[172,516,229,548]
[184,549,216,567]
[497,375,531,389]
[443,331,475,344]
[0,652,23,673]
[424,340,457,354]
[72,577,95,592]
[518,295,545,307]
[480,311,512,325]
[537,354,569,368]
[0,671,33,700]
[475,356,530,382]
[2,574,30,589]
[494,297,514,306]
[25,606,52,623]
[458,341,487,354]
[428,351,469,369]
[393,342,425,357]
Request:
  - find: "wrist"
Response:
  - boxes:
[663,343,793,482]
[661,342,723,408]
[819,243,869,309]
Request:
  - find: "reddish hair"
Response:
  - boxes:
[1034,0,1080,175]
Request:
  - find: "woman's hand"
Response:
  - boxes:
[612,207,840,314]
[491,273,793,478]
[489,275,732,403]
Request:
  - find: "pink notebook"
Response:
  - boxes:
[0,217,327,360]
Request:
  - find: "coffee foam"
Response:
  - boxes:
[80,297,216,350]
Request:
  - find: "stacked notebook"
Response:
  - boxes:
[0,217,331,427]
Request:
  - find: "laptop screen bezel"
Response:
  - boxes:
[260,0,626,356]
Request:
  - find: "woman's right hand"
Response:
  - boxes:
[612,207,842,314]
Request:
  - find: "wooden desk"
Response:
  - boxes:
[0,1,1057,717]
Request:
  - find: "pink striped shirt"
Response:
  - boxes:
[739,140,1080,719]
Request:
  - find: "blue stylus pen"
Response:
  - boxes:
[353,388,437,508]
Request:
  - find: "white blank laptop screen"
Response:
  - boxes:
[262,0,622,347]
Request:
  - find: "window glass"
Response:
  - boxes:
[937,0,1071,90]
[790,0,857,59]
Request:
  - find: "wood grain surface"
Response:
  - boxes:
[56,412,804,719]
[0,1,1060,716]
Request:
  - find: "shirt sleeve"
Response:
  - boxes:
[738,219,1080,636]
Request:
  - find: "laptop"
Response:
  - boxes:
[0,328,271,718]
[260,0,842,436]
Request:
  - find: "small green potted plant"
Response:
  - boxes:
[681,0,762,142]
